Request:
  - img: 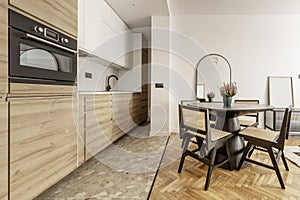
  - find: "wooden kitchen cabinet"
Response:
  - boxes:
[0,101,8,200]
[141,84,149,122]
[0,1,8,96]
[9,83,76,95]
[76,94,85,166]
[85,95,113,160]
[112,93,146,136]
[83,93,146,160]
[130,93,142,125]
[9,96,78,200]
[112,94,134,135]
[9,0,77,37]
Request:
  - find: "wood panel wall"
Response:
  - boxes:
[0,1,8,96]
[9,0,77,37]
[0,101,8,200]
[10,96,77,200]
[76,95,85,166]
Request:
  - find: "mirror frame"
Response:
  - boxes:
[268,76,294,107]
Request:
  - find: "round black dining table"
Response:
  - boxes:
[185,101,274,169]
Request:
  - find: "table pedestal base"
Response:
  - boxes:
[215,115,240,132]
[215,134,248,169]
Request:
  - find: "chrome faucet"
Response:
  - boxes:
[106,75,118,91]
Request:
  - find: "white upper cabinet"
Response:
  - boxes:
[79,0,133,69]
[101,1,128,33]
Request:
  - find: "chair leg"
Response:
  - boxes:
[247,145,256,158]
[225,140,233,171]
[204,147,217,191]
[268,147,285,189]
[181,135,186,148]
[237,142,253,171]
[281,151,289,171]
[178,136,190,173]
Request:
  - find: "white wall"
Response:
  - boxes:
[169,14,300,132]
[151,16,170,135]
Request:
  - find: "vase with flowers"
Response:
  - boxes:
[207,92,215,102]
[220,82,237,107]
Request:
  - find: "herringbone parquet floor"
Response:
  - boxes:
[150,134,300,200]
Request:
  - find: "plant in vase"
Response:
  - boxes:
[207,92,215,102]
[220,82,237,107]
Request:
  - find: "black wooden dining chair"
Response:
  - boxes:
[237,106,292,189]
[234,99,259,127]
[179,100,216,148]
[178,104,233,190]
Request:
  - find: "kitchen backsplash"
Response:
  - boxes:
[78,57,118,91]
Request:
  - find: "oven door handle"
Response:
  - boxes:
[23,33,77,54]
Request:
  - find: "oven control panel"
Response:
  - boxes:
[9,9,76,50]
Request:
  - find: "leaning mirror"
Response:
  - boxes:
[196,84,205,99]
[196,53,232,101]
[268,76,294,108]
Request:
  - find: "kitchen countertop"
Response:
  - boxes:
[78,91,141,95]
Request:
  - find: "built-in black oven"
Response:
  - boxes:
[9,10,77,85]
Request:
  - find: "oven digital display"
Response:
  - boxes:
[44,28,59,41]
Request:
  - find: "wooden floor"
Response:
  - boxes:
[150,134,300,199]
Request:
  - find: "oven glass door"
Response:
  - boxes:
[10,27,77,84]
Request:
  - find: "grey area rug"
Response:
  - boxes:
[284,146,300,168]
[35,124,169,200]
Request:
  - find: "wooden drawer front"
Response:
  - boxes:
[112,94,132,102]
[9,83,76,96]
[0,102,8,200]
[85,101,112,111]
[85,94,112,103]
[10,96,77,200]
[129,94,143,125]
[85,95,112,112]
[0,1,8,96]
[85,107,112,128]
[113,107,135,134]
[85,121,112,160]
[9,0,77,37]
[112,93,143,133]
[85,95,113,160]
[86,122,112,144]
[113,119,132,135]
[112,122,125,141]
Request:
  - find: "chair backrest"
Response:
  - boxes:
[234,99,260,121]
[178,104,214,153]
[178,101,198,139]
[179,100,207,139]
[276,106,293,148]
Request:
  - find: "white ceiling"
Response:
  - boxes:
[105,0,169,29]
[170,0,300,15]
[105,0,300,40]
